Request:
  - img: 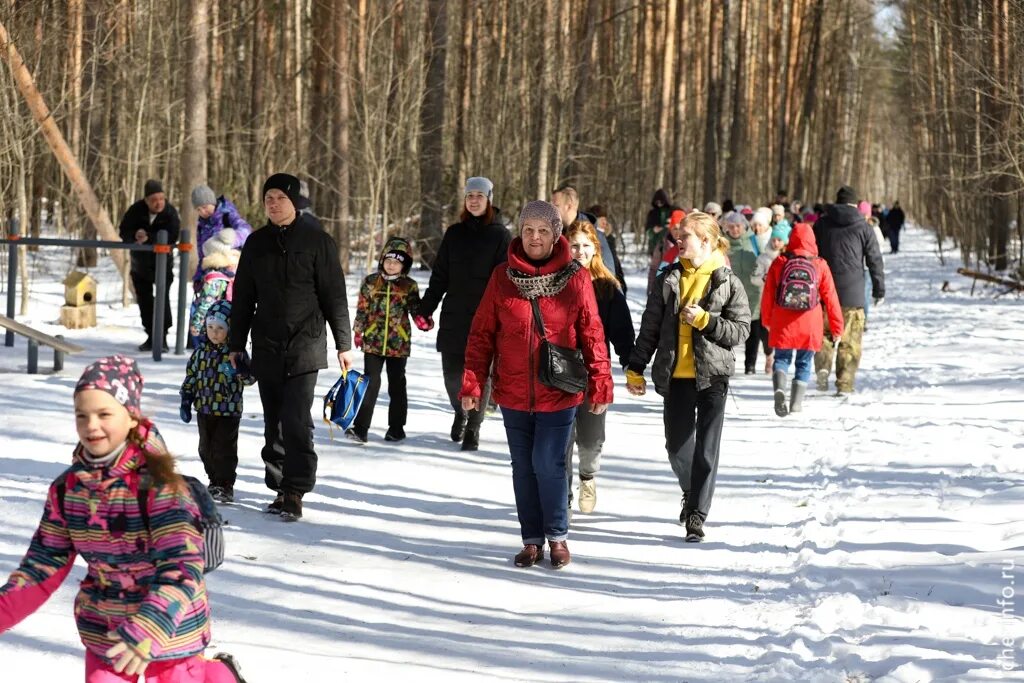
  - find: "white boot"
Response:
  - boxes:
[578,478,597,513]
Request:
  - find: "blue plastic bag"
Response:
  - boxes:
[323,369,369,432]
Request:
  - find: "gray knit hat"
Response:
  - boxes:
[190,184,217,208]
[518,200,563,238]
[464,176,493,200]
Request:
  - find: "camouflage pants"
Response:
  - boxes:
[814,307,865,393]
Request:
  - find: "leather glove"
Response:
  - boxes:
[414,315,434,332]
[354,332,363,349]
[873,297,885,307]
[179,394,193,423]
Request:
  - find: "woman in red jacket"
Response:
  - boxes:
[760,222,844,416]
[461,201,613,570]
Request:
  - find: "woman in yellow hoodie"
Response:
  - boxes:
[626,212,750,542]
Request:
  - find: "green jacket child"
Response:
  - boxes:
[354,238,421,358]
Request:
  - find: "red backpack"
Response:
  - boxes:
[775,253,820,311]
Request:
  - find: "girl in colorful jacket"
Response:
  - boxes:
[349,238,421,444]
[189,185,251,290]
[0,355,244,682]
[760,222,844,417]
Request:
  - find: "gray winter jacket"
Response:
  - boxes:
[628,262,750,395]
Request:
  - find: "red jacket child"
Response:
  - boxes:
[760,222,844,351]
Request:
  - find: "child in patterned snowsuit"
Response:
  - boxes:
[0,355,245,682]
[349,237,421,443]
[189,229,240,349]
[181,300,255,503]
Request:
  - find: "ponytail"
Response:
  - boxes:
[128,420,186,491]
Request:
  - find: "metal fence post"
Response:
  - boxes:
[5,234,16,347]
[153,230,168,362]
[175,228,191,355]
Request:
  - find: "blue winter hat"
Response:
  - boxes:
[205,300,231,331]
[771,224,792,242]
[464,176,493,200]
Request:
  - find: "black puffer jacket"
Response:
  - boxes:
[117,200,181,279]
[229,213,352,379]
[594,284,635,368]
[813,204,885,308]
[628,263,750,394]
[419,211,512,355]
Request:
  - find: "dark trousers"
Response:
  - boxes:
[354,353,407,433]
[664,378,728,520]
[441,351,492,430]
[501,406,577,544]
[890,228,901,253]
[564,400,606,495]
[197,413,240,488]
[131,272,173,339]
[257,370,319,495]
[744,318,770,371]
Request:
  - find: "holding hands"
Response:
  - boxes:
[414,315,434,332]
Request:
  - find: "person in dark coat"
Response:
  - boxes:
[812,185,885,395]
[586,204,628,294]
[550,186,622,290]
[417,176,512,452]
[626,211,750,543]
[886,201,905,254]
[118,179,180,352]
[563,220,634,515]
[229,173,353,521]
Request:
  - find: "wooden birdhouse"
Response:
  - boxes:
[60,271,97,329]
[64,272,96,306]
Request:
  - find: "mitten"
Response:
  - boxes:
[414,315,434,332]
[179,394,193,423]
[354,332,363,349]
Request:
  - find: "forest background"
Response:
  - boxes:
[0,0,1021,277]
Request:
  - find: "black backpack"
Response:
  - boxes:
[55,472,224,573]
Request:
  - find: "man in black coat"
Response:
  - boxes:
[230,173,353,521]
[118,179,180,351]
[418,176,511,451]
[812,185,886,395]
[886,201,905,254]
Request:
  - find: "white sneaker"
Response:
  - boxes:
[579,478,597,514]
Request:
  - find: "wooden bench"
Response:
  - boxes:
[0,314,84,374]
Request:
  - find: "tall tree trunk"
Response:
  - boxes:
[333,0,351,267]
[418,0,447,265]
[702,1,721,203]
[563,0,597,182]
[181,0,209,278]
[794,0,823,201]
[654,0,676,189]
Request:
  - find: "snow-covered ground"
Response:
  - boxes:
[0,225,1022,682]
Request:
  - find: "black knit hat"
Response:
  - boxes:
[262,173,304,208]
[836,185,858,205]
[144,179,163,197]
[379,237,413,276]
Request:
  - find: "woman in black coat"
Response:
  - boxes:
[417,177,512,451]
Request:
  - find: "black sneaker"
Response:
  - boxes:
[280,492,303,522]
[461,428,479,452]
[384,426,406,442]
[345,427,368,444]
[685,512,705,542]
[138,338,153,352]
[264,493,284,514]
[213,652,248,682]
[451,414,467,442]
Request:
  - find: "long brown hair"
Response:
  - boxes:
[565,221,620,301]
[129,420,186,491]
[460,200,496,225]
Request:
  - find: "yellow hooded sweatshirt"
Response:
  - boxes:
[673,249,726,379]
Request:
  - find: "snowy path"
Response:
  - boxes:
[0,225,1022,681]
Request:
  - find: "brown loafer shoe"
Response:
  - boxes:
[549,540,570,569]
[514,544,544,567]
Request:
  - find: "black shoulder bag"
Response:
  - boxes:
[530,298,588,394]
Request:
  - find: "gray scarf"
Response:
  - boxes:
[507,259,581,300]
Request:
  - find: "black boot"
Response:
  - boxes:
[138,337,153,352]
[450,413,467,442]
[461,427,479,452]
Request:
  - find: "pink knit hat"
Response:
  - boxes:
[857,201,871,219]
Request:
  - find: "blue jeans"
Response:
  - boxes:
[773,348,815,382]
[501,406,577,544]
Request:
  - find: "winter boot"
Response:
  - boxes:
[345,427,368,444]
[461,427,479,452]
[772,370,789,417]
[514,544,544,567]
[684,512,705,542]
[212,653,248,682]
[280,492,303,522]
[384,426,406,442]
[450,413,467,442]
[790,380,807,414]
[578,477,597,514]
[264,492,284,515]
[549,540,571,569]
[816,368,830,392]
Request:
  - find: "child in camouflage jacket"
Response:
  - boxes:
[349,237,421,444]
[180,300,255,502]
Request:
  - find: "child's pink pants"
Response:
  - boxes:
[85,651,236,683]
